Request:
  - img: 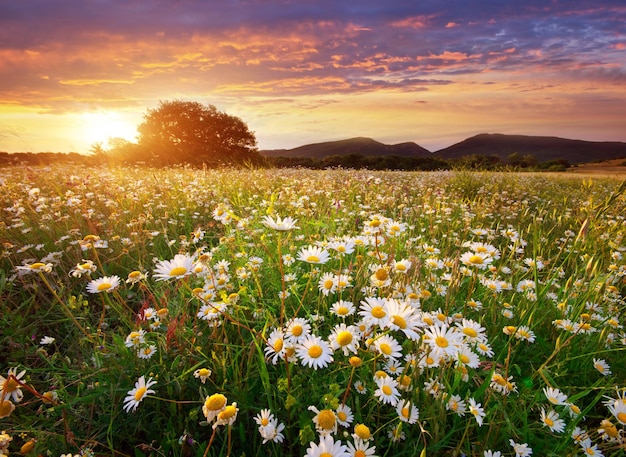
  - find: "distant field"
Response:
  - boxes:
[1,166,625,457]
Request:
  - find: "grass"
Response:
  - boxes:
[0,166,625,457]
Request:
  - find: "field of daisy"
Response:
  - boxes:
[1,165,625,457]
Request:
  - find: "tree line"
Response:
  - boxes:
[1,100,570,171]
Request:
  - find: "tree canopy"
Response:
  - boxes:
[134,100,260,166]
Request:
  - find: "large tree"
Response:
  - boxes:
[136,100,260,166]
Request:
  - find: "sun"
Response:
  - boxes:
[79,110,139,147]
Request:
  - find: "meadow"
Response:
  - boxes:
[0,165,625,457]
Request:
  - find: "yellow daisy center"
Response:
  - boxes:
[349,356,362,367]
[382,385,392,395]
[134,387,147,401]
[355,451,366,457]
[371,306,386,319]
[544,417,554,427]
[273,338,284,352]
[30,262,46,269]
[261,418,269,426]
[320,454,332,457]
[401,407,410,418]
[306,255,320,263]
[463,328,478,338]
[308,345,323,358]
[336,331,353,346]
[129,271,142,279]
[354,424,370,440]
[399,376,411,388]
[392,315,407,329]
[617,412,626,424]
[97,282,112,291]
[435,336,449,348]
[205,394,227,411]
[459,354,470,364]
[337,306,349,315]
[337,411,347,422]
[318,410,336,430]
[379,343,393,355]
[291,325,303,337]
[395,263,406,271]
[323,279,334,289]
[2,377,19,394]
[218,405,237,420]
[375,268,389,281]
[468,255,483,264]
[0,399,14,417]
[197,368,210,377]
[169,266,188,277]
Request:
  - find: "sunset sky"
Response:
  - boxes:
[1,0,625,153]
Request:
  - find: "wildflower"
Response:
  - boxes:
[213,402,238,429]
[124,330,146,348]
[490,373,517,396]
[329,324,360,356]
[571,426,589,443]
[126,270,147,284]
[578,438,603,457]
[475,341,494,357]
[331,300,356,318]
[308,406,338,436]
[336,404,354,427]
[372,333,402,360]
[446,394,466,416]
[123,376,156,413]
[354,381,367,395]
[515,326,536,343]
[459,251,492,269]
[69,260,96,277]
[456,347,481,369]
[597,419,619,441]
[456,319,487,343]
[202,393,227,422]
[194,368,212,384]
[392,258,412,274]
[353,423,372,441]
[318,272,337,295]
[39,336,55,345]
[540,408,565,433]
[358,297,390,329]
[297,335,334,369]
[396,399,419,424]
[607,398,626,425]
[346,438,377,457]
[509,439,533,457]
[304,434,349,457]
[566,402,582,418]
[297,245,331,264]
[265,328,287,365]
[387,424,405,443]
[593,358,612,376]
[374,376,400,406]
[468,398,486,426]
[384,299,421,340]
[328,239,355,256]
[484,451,502,457]
[15,261,53,274]
[423,323,462,361]
[137,345,156,360]
[86,275,121,294]
[543,387,568,406]
[0,368,26,403]
[261,214,299,231]
[255,410,285,444]
[0,399,15,418]
[153,254,194,281]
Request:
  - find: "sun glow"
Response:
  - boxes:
[79,111,139,147]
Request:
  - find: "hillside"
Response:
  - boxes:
[260,137,431,159]
[434,133,626,164]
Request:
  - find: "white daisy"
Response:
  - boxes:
[123,376,156,413]
[153,254,194,281]
[297,335,334,369]
[86,275,121,294]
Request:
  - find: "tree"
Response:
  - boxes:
[136,100,260,166]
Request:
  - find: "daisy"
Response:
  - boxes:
[86,275,121,294]
[468,398,486,426]
[213,402,239,429]
[540,408,565,433]
[515,326,536,343]
[152,254,194,281]
[578,439,603,457]
[262,215,299,231]
[352,424,372,441]
[0,398,15,418]
[597,419,618,441]
[593,358,612,376]
[392,258,412,274]
[308,406,338,436]
[297,335,334,369]
[423,323,462,361]
[354,381,367,395]
[0,368,26,403]
[372,334,403,360]
[126,270,148,284]
[331,300,356,318]
[304,434,349,457]
[69,260,97,277]
[123,376,156,413]
[607,398,626,425]
[509,439,533,457]
[318,272,337,295]
[284,317,311,344]
[459,251,492,269]
[137,345,157,360]
[256,411,285,444]
[396,399,419,424]
[297,246,331,264]
[328,324,360,356]
[346,438,377,457]
[265,328,287,365]
[194,368,212,384]
[328,239,355,256]
[446,394,467,416]
[202,393,227,422]
[39,336,55,345]
[358,297,390,329]
[384,299,421,340]
[374,376,400,406]
[543,387,568,406]
[484,451,502,457]
[124,330,146,348]
[336,404,354,427]
[455,319,487,343]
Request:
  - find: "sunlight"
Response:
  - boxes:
[79,111,138,147]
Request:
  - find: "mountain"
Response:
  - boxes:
[434,133,626,164]
[260,137,431,159]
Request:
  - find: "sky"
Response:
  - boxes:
[1,0,625,153]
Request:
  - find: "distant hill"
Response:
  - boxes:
[260,137,431,159]
[434,133,626,164]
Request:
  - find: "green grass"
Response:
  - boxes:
[0,166,625,457]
